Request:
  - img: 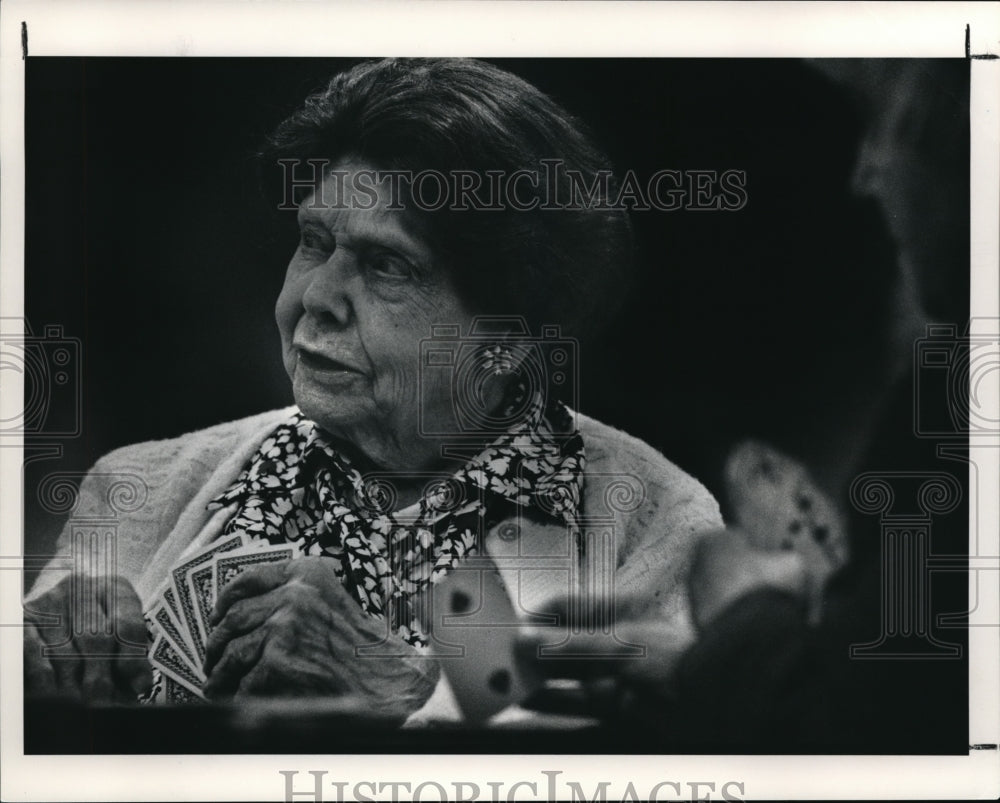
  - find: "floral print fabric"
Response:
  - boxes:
[207,394,584,646]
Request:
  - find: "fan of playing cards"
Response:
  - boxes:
[147,534,296,701]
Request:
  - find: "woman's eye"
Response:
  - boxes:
[368,253,414,280]
[300,229,331,253]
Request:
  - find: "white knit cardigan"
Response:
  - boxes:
[28,406,722,722]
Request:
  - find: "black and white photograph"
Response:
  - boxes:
[2,2,998,801]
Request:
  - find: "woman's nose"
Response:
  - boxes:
[301,250,356,327]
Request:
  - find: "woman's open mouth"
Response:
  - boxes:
[297,349,361,375]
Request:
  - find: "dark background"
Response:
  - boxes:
[22,57,971,752]
[23,57,970,534]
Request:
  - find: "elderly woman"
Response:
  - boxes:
[24,58,720,721]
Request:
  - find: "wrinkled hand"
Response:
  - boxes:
[203,557,439,719]
[23,574,152,703]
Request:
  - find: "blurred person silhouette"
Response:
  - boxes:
[518,60,970,753]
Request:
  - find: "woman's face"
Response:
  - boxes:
[275,157,479,471]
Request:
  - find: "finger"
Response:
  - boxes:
[520,590,657,634]
[516,628,645,680]
[609,621,691,688]
[755,551,808,595]
[79,653,116,703]
[282,556,356,610]
[203,629,267,701]
[23,582,73,647]
[210,561,290,627]
[96,576,154,697]
[24,575,85,697]
[516,619,692,682]
[235,636,332,700]
[75,599,119,703]
[235,648,283,699]
[690,527,747,564]
[23,624,58,697]
[204,590,284,675]
[49,659,82,697]
[106,576,149,649]
[114,653,154,699]
[37,602,84,696]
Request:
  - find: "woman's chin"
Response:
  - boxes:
[292,380,372,439]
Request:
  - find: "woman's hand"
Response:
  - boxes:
[23,574,152,703]
[203,556,439,719]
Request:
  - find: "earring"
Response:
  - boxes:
[482,344,515,376]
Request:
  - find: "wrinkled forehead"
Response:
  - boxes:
[296,157,438,252]
[296,157,401,215]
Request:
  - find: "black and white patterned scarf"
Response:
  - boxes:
[207,394,584,646]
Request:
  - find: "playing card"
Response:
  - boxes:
[420,555,540,724]
[150,634,205,699]
[170,533,247,663]
[163,674,200,705]
[162,585,183,633]
[151,602,204,681]
[212,544,296,598]
[185,561,217,664]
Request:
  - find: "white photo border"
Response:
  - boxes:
[2,2,998,801]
